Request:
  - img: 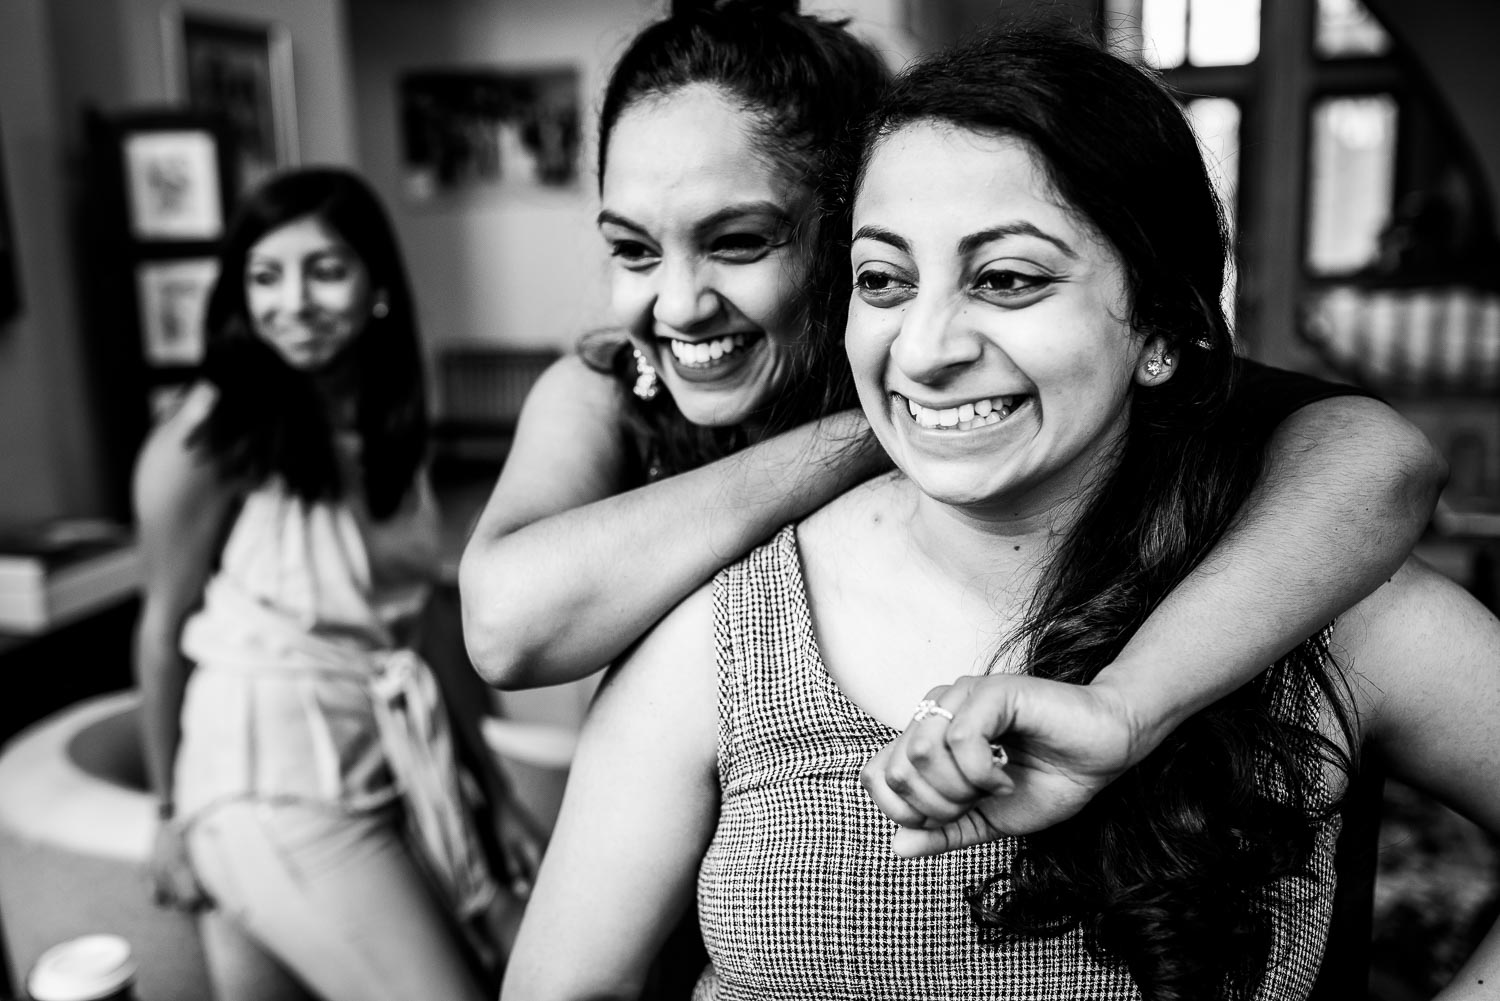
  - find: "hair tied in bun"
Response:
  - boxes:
[669,0,800,18]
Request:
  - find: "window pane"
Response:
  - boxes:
[1186,98,1241,329]
[1306,95,1398,275]
[1315,0,1393,58]
[1141,0,1188,68]
[1187,0,1260,66]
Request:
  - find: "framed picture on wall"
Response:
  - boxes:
[0,119,20,324]
[122,127,225,241]
[161,6,299,193]
[135,257,218,366]
[399,67,582,202]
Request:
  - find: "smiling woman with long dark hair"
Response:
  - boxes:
[131,167,538,1001]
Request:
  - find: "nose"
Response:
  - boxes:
[889,294,984,385]
[268,266,313,317]
[652,258,719,332]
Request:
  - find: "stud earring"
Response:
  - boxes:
[1144,354,1173,379]
[632,348,660,401]
[371,293,390,320]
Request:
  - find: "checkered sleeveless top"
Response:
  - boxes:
[693,525,1340,1000]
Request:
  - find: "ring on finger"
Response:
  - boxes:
[911,699,955,723]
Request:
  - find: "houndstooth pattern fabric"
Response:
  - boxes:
[692,525,1341,1001]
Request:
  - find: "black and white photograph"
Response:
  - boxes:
[1,2,1500,1000]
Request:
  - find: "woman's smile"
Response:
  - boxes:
[894,392,1033,431]
[657,332,761,383]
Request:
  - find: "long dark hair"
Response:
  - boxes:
[856,28,1356,1001]
[583,0,889,476]
[193,167,427,519]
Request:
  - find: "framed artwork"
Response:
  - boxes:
[0,119,19,324]
[122,128,225,241]
[399,68,581,201]
[162,6,299,192]
[135,257,218,366]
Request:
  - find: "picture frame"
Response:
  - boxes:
[399,67,582,202]
[0,119,20,324]
[134,257,219,366]
[162,6,299,193]
[122,127,225,241]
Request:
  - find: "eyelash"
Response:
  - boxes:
[973,269,1051,297]
[852,268,911,305]
[608,240,658,270]
[852,267,1054,306]
[247,261,353,285]
[712,233,783,261]
[604,231,786,271]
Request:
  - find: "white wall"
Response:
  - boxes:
[349,0,917,355]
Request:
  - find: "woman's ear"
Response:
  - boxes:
[1134,336,1177,387]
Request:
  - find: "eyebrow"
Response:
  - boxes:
[597,200,793,237]
[852,222,1078,260]
[246,248,353,265]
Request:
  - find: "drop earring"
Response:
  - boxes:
[632,348,660,401]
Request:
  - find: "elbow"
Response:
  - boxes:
[462,616,541,691]
[457,551,547,691]
[1391,420,1449,519]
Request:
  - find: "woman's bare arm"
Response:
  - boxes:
[1339,556,1500,999]
[501,585,719,999]
[459,354,885,689]
[1091,394,1446,763]
[133,383,239,809]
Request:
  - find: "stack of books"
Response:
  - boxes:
[0,520,142,635]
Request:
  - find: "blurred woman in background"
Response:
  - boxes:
[133,167,538,1001]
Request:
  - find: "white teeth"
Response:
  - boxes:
[667,334,746,367]
[901,394,1022,431]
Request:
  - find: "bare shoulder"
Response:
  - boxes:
[475,352,637,537]
[525,352,629,413]
[132,382,243,607]
[594,582,718,727]
[504,351,633,476]
[1332,558,1500,836]
[799,471,910,565]
[1332,554,1500,727]
[133,382,230,517]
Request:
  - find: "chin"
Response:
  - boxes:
[665,385,776,431]
[671,398,754,429]
[899,456,1026,511]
